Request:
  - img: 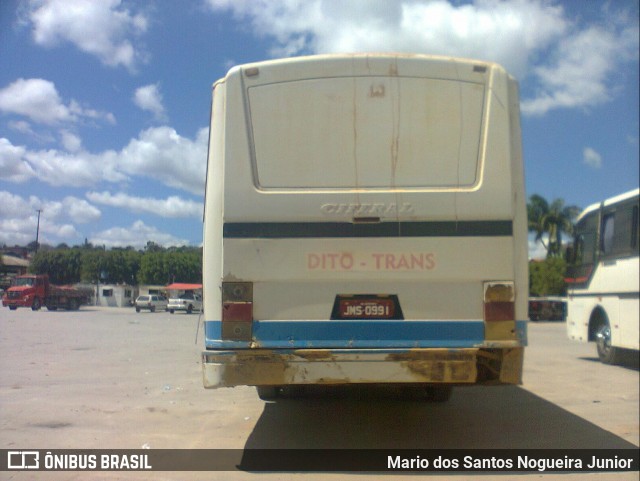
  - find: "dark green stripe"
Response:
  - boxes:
[568,292,639,299]
[223,221,512,238]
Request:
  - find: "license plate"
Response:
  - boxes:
[333,296,400,320]
[331,295,404,320]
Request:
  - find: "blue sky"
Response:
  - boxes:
[0,0,638,257]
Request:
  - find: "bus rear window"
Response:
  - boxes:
[248,76,485,190]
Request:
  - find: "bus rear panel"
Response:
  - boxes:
[202,54,528,396]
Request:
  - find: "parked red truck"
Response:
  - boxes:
[2,274,92,311]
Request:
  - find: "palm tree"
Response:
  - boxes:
[528,195,581,258]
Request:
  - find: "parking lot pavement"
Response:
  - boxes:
[0,307,637,480]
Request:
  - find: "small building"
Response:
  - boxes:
[1,255,30,289]
[96,284,137,308]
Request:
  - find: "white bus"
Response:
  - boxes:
[202,54,528,401]
[566,188,640,364]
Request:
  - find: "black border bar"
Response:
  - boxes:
[2,449,638,472]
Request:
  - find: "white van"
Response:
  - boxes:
[202,54,528,400]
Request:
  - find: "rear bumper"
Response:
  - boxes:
[202,346,524,388]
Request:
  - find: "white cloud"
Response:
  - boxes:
[60,130,82,152]
[206,0,566,77]
[89,220,189,249]
[583,147,602,169]
[25,0,149,70]
[87,191,202,218]
[133,84,167,121]
[528,235,548,261]
[521,24,638,115]
[116,126,208,195]
[206,0,638,116]
[8,120,50,142]
[0,191,199,248]
[0,191,101,246]
[0,78,73,124]
[57,197,102,224]
[0,126,208,194]
[0,78,115,125]
[1,142,128,186]
[0,138,35,182]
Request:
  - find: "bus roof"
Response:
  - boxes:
[577,188,640,222]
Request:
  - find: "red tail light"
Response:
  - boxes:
[221,282,253,341]
[484,302,515,321]
[484,282,515,322]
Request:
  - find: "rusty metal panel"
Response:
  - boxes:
[499,347,524,384]
[203,348,481,388]
[222,302,252,321]
[221,321,252,341]
[485,320,517,341]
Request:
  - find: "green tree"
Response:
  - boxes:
[30,249,82,284]
[80,250,107,283]
[81,250,141,284]
[138,251,166,285]
[529,257,568,297]
[165,250,202,283]
[528,195,581,258]
[138,249,202,285]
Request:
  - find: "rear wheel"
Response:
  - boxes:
[596,322,622,365]
[256,386,281,401]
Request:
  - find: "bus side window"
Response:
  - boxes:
[602,203,640,259]
[632,205,639,251]
[601,212,615,256]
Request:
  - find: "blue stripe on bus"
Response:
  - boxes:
[204,320,527,349]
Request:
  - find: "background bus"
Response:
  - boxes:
[566,188,640,364]
[202,54,528,400]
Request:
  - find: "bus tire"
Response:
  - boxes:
[595,322,622,365]
[256,386,280,401]
[424,385,453,402]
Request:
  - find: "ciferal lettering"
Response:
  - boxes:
[321,203,414,216]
